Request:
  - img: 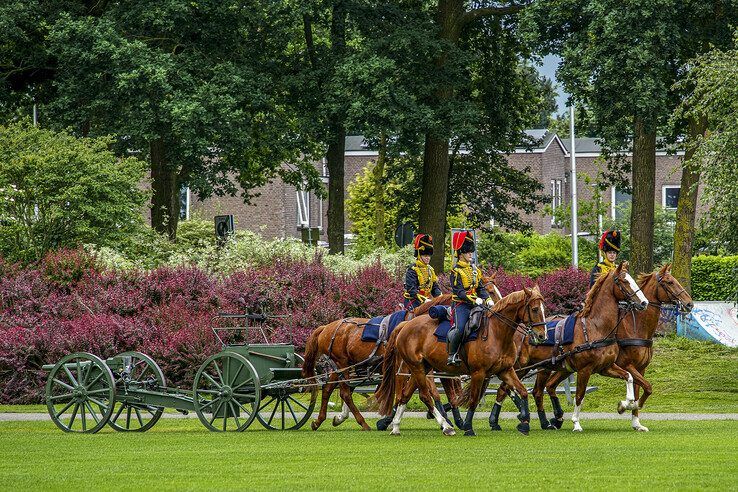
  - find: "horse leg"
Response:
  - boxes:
[600,364,639,415]
[312,374,339,431]
[631,367,651,432]
[411,366,455,436]
[571,368,593,432]
[460,371,487,437]
[489,383,507,431]
[544,370,572,430]
[498,367,531,435]
[440,378,463,428]
[532,370,551,430]
[332,401,350,427]
[336,383,371,431]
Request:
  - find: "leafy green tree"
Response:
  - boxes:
[605,203,676,267]
[1,1,322,240]
[676,33,738,255]
[0,121,147,263]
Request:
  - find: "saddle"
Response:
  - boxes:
[433,306,484,344]
[360,310,406,343]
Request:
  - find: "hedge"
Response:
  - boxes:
[691,255,738,301]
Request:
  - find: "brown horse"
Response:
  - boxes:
[615,264,693,431]
[301,277,502,431]
[535,261,648,432]
[374,286,547,436]
[492,263,692,432]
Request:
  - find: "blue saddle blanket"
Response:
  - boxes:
[361,310,407,342]
[539,314,577,346]
[433,320,479,344]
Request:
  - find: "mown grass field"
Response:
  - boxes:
[1,418,737,491]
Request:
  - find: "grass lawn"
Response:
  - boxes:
[1,418,737,491]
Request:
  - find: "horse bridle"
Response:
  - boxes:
[483,294,547,344]
[650,274,690,313]
[613,272,646,308]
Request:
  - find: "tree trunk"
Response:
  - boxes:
[373,134,387,247]
[672,116,707,294]
[150,138,179,240]
[326,1,347,255]
[419,0,465,273]
[629,118,657,276]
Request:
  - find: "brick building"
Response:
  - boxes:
[182,131,689,242]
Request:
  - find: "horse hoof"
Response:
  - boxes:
[489,424,502,431]
[332,416,343,427]
[390,429,401,436]
[426,411,434,420]
[617,401,626,414]
[516,422,530,435]
[464,429,476,436]
[572,424,583,432]
[546,424,558,430]
[539,419,550,430]
[633,425,649,432]
[443,427,456,436]
[360,425,371,431]
[311,420,320,431]
[376,419,390,431]
[551,418,564,429]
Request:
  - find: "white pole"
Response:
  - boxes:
[570,104,579,268]
[33,104,38,126]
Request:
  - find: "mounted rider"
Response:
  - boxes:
[446,230,493,366]
[403,233,442,310]
[590,229,621,288]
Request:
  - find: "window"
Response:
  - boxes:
[179,186,189,220]
[551,179,563,226]
[611,187,631,220]
[296,190,310,228]
[662,185,680,210]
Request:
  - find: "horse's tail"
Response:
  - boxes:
[456,377,483,408]
[447,378,463,406]
[301,324,326,378]
[374,322,404,416]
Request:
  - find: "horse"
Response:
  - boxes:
[530,261,648,432]
[301,277,503,431]
[614,264,693,431]
[374,286,548,436]
[490,263,692,432]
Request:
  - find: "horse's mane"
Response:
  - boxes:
[581,269,611,317]
[412,294,452,316]
[637,271,655,286]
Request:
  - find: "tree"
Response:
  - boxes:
[0,121,147,263]
[1,1,322,240]
[676,33,738,256]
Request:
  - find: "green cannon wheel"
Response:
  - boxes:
[256,354,317,430]
[193,352,261,432]
[45,352,115,433]
[107,351,166,432]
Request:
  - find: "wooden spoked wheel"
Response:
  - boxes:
[193,352,261,432]
[45,352,115,434]
[108,351,166,432]
[256,354,317,430]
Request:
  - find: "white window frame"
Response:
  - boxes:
[179,186,190,221]
[551,179,563,226]
[662,185,680,210]
[296,189,310,228]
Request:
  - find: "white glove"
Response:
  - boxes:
[485,298,494,307]
[474,297,483,305]
[424,298,432,303]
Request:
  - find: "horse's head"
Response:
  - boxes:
[519,285,547,343]
[482,273,503,305]
[612,261,649,310]
[652,263,694,314]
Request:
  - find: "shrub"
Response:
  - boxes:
[691,255,738,301]
[0,121,148,263]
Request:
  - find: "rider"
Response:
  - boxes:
[403,233,442,310]
[590,229,621,288]
[447,230,493,366]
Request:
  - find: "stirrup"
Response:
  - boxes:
[447,353,461,366]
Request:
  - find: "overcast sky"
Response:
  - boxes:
[537,54,569,113]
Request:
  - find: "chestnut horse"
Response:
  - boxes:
[301,277,502,431]
[375,286,547,436]
[491,263,692,432]
[615,264,693,431]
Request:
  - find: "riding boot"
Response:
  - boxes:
[446,328,463,366]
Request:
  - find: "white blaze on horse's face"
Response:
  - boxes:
[624,272,649,306]
[494,285,502,301]
[539,301,546,322]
